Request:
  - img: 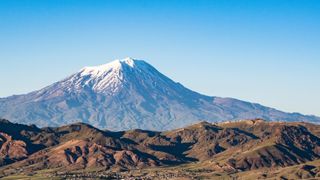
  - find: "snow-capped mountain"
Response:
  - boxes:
[0,58,319,130]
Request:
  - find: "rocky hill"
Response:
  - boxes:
[1,118,320,179]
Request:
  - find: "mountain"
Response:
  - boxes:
[0,57,319,130]
[1,119,320,179]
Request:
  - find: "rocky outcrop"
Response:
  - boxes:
[1,119,320,176]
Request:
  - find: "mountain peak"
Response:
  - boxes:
[81,57,137,74]
[1,57,319,131]
[120,57,136,67]
[79,57,150,76]
[64,57,155,94]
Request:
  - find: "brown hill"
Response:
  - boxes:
[0,132,28,166]
[213,120,320,171]
[0,118,320,178]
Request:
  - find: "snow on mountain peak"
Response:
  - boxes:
[80,57,138,76]
[69,58,150,94]
[3,57,320,131]
[121,57,136,67]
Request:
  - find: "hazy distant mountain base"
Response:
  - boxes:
[1,118,320,179]
[0,58,319,131]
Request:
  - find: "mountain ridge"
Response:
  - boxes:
[0,57,319,130]
[1,118,320,179]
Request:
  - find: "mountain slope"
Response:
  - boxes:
[0,58,319,130]
[1,119,320,178]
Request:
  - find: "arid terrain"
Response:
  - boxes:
[1,118,320,179]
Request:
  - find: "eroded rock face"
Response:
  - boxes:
[217,121,320,171]
[113,150,158,168]
[11,139,158,171]
[0,132,28,165]
[1,119,320,175]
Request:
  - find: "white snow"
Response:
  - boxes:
[66,58,141,94]
[80,57,137,77]
[122,57,136,67]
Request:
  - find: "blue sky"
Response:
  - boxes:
[0,0,319,116]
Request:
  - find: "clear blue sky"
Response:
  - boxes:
[0,0,319,116]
